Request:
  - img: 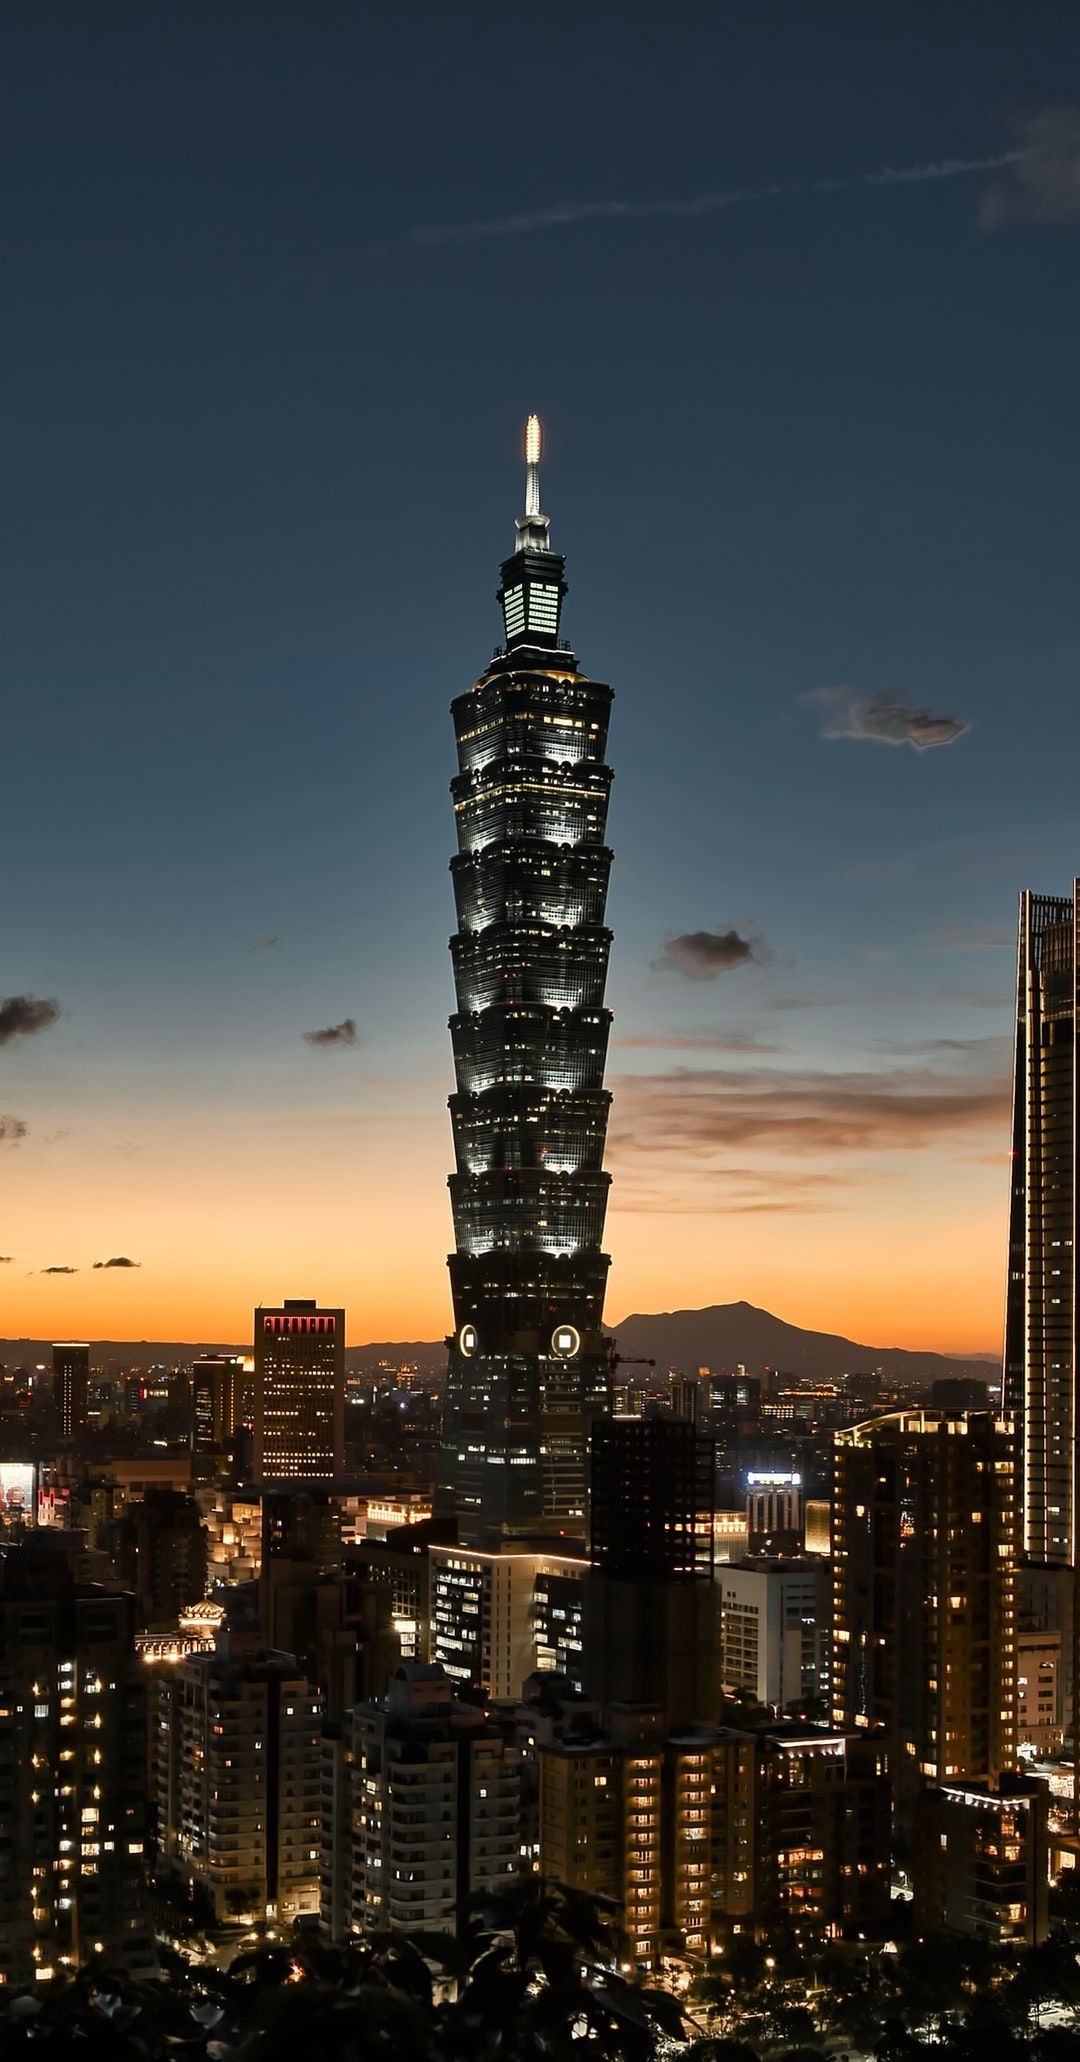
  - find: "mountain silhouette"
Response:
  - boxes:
[610,1299,996,1386]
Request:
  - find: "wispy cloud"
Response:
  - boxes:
[608,1061,1010,1171]
[0,1117,28,1146]
[0,995,61,1045]
[609,1164,852,1217]
[0,1256,12,1264]
[258,935,279,950]
[414,148,1030,247]
[981,109,1080,228]
[93,1255,140,1270]
[765,992,851,1013]
[931,924,1013,953]
[303,1018,359,1048]
[612,1030,787,1054]
[654,927,770,980]
[873,1034,1010,1057]
[42,1264,77,1275]
[807,687,970,750]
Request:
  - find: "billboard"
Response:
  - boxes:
[0,1461,36,1528]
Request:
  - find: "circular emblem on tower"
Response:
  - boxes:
[458,1324,479,1356]
[550,1324,581,1359]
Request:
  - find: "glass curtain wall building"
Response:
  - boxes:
[438,420,615,1545]
[1003,886,1080,1565]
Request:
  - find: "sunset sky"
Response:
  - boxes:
[6,3,1080,1356]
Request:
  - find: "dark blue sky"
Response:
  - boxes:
[4,2,1079,1349]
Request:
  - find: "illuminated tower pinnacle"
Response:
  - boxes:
[437,419,615,1547]
[516,413,549,551]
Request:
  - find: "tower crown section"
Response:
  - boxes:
[498,414,567,649]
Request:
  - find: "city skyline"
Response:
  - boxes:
[7,7,1080,1356]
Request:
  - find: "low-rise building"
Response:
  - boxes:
[913,1774,1049,1946]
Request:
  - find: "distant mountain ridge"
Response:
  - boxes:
[0,1301,997,1386]
[611,1300,998,1387]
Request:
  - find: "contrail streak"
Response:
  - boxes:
[412,149,1030,247]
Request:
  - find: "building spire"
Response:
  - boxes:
[515,413,550,553]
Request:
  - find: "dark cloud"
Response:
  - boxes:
[980,109,1080,229]
[608,1062,1010,1168]
[303,1018,358,1048]
[93,1256,141,1269]
[43,1264,77,1275]
[0,1117,28,1146]
[0,1256,12,1263]
[654,928,768,980]
[0,995,61,1045]
[808,687,969,750]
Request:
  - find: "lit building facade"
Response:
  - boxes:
[914,1774,1049,1946]
[439,420,615,1545]
[832,1409,1017,1807]
[1004,886,1080,1563]
[253,1299,345,1482]
[539,1708,666,1968]
[538,1713,889,1968]
[719,1558,830,1716]
[52,1342,89,1440]
[199,1486,263,1585]
[156,1618,323,1923]
[1016,1628,1063,1754]
[430,1540,587,1699]
[324,1662,520,1940]
[745,1470,802,1556]
[190,1353,246,1455]
[0,1536,153,1987]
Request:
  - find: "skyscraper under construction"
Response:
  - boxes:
[438,420,614,1546]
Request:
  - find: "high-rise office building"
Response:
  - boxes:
[1004,886,1080,1564]
[832,1409,1017,1808]
[745,1470,803,1556]
[253,1299,345,1481]
[53,1342,90,1439]
[439,419,615,1545]
[190,1353,245,1455]
[589,1416,714,1582]
[0,1534,153,1986]
[582,1417,720,1728]
[430,1539,587,1699]
[719,1558,830,1715]
[103,1486,209,1631]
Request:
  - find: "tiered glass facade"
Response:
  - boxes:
[438,426,614,1543]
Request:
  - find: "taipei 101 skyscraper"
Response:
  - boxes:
[438,420,615,1547]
